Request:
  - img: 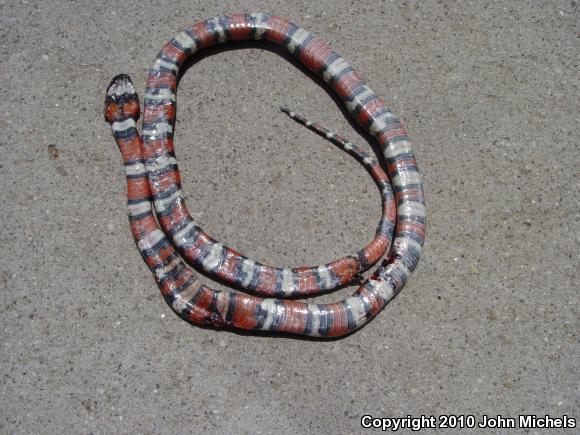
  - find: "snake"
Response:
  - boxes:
[104,13,425,337]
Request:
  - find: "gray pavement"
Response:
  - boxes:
[0,0,578,433]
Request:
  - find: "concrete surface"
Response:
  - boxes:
[1,0,578,433]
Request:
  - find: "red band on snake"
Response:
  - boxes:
[104,13,425,337]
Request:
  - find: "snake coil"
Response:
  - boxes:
[104,14,425,337]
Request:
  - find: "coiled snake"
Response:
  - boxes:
[104,14,425,337]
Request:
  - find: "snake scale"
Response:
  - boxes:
[104,13,425,337]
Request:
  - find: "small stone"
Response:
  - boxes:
[48,144,59,159]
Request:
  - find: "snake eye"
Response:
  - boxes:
[123,99,140,120]
[103,102,118,124]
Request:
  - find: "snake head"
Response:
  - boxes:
[104,74,140,124]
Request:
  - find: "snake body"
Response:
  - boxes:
[104,13,425,337]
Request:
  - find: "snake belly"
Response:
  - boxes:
[104,13,425,337]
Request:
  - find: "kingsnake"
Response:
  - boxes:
[104,14,425,337]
